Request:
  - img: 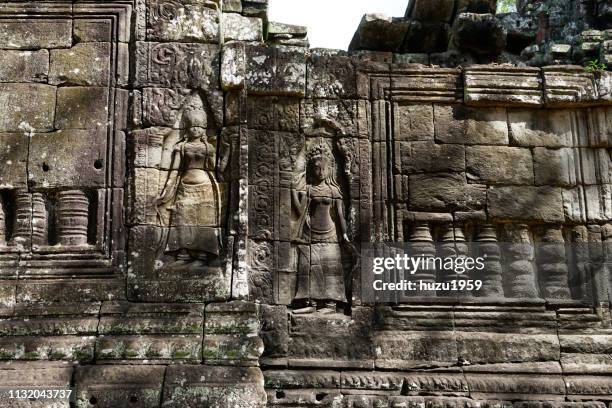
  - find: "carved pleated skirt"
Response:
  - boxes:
[166,178,222,256]
[294,242,347,303]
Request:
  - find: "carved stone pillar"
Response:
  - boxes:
[590,224,609,306]
[454,225,470,298]
[603,224,612,305]
[577,224,606,305]
[503,224,540,299]
[406,221,436,298]
[437,224,454,297]
[10,192,32,249]
[57,190,89,246]
[437,223,469,298]
[474,223,504,298]
[31,193,48,247]
[0,201,5,246]
[537,226,571,300]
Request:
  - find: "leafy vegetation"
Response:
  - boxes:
[497,0,517,13]
[585,59,608,73]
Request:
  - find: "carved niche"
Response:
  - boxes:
[248,118,361,313]
[128,91,237,302]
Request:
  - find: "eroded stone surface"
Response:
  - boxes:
[0,50,48,83]
[0,1,611,405]
[55,87,109,129]
[349,14,410,52]
[466,146,534,185]
[75,365,165,407]
[434,105,509,145]
[223,13,263,42]
[135,42,220,89]
[409,173,486,212]
[163,366,266,407]
[0,84,56,132]
[533,147,579,187]
[398,141,465,173]
[147,0,221,42]
[0,20,72,49]
[29,130,107,188]
[489,186,565,222]
[0,133,28,188]
[245,45,306,95]
[49,43,111,86]
[509,109,574,147]
[394,103,435,141]
[452,13,506,55]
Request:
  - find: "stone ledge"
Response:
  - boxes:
[353,63,612,106]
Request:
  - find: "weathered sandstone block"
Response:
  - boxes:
[394,103,434,141]
[465,66,543,106]
[75,365,165,408]
[466,146,534,185]
[509,109,574,147]
[406,0,455,22]
[223,13,263,42]
[0,133,28,188]
[0,84,56,132]
[533,147,578,187]
[162,366,266,407]
[49,43,111,86]
[147,0,220,42]
[398,141,465,174]
[452,13,506,55]
[543,66,598,106]
[135,42,220,89]
[0,19,71,49]
[0,50,48,82]
[307,51,357,99]
[349,14,410,52]
[246,45,306,96]
[409,173,486,212]
[55,87,109,129]
[29,130,107,188]
[434,105,509,145]
[489,186,565,222]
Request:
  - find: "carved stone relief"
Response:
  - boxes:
[128,91,236,302]
[1,1,612,406]
[0,3,126,281]
[155,101,229,272]
[291,139,350,312]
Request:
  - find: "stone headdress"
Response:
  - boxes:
[305,141,334,164]
[179,93,208,130]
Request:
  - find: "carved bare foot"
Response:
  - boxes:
[188,259,209,270]
[165,251,191,270]
[317,307,335,315]
[187,252,216,270]
[292,306,316,314]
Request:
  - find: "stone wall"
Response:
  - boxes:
[0,0,611,407]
